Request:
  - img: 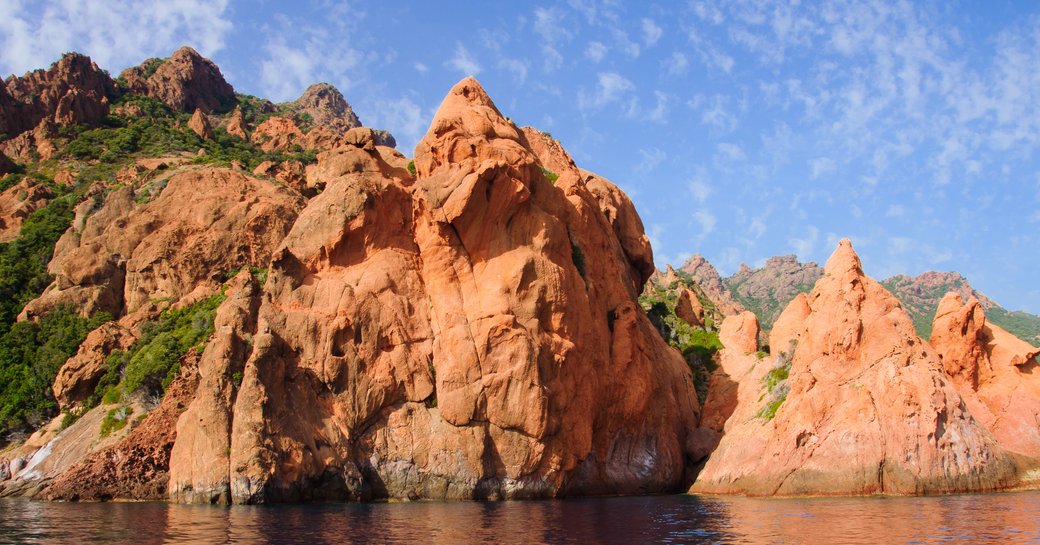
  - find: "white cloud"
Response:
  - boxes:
[0,0,232,75]
[363,95,427,154]
[809,157,836,180]
[534,7,565,44]
[665,51,688,76]
[789,226,819,258]
[688,174,713,203]
[414,62,428,74]
[637,147,666,172]
[586,41,607,62]
[498,58,528,84]
[578,71,634,110]
[695,210,717,236]
[447,43,481,76]
[642,18,662,47]
[715,142,746,162]
[749,217,767,239]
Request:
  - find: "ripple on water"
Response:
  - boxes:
[1,491,1039,544]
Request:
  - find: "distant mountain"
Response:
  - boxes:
[670,254,1040,347]
[723,255,823,331]
[881,272,1040,344]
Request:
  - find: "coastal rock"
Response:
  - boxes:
[21,167,306,320]
[691,239,1016,496]
[52,321,137,409]
[188,108,214,140]
[680,254,745,316]
[119,47,235,113]
[0,178,53,243]
[930,293,1040,459]
[42,348,203,501]
[168,77,701,504]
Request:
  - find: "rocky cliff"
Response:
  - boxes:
[0,61,704,503]
[930,293,1040,461]
[724,255,823,332]
[692,240,1018,496]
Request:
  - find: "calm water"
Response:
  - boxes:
[2,491,1039,544]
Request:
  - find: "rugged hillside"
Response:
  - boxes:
[882,272,1040,344]
[723,255,823,333]
[672,252,1040,347]
[0,50,705,503]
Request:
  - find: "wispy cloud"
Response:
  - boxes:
[586,41,607,62]
[578,71,634,110]
[642,18,662,47]
[447,43,481,76]
[0,0,232,75]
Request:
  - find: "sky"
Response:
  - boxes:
[2,0,1039,312]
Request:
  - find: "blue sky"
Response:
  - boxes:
[2,1,1039,312]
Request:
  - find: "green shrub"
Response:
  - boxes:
[757,346,794,420]
[541,166,559,184]
[571,242,586,279]
[407,160,416,177]
[100,291,225,402]
[99,405,133,438]
[0,307,111,440]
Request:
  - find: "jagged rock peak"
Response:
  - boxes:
[290,83,362,132]
[1,52,114,137]
[119,46,235,113]
[824,237,862,276]
[414,77,526,178]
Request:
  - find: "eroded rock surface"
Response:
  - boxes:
[166,77,702,504]
[692,239,1016,496]
[119,47,235,113]
[930,293,1040,460]
[0,178,53,243]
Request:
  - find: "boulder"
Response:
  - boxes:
[188,108,213,140]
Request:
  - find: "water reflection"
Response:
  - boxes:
[2,491,1039,544]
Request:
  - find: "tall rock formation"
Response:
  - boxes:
[166,77,702,504]
[119,47,235,113]
[930,293,1040,460]
[691,239,1016,496]
[0,52,114,138]
[289,83,362,133]
[680,254,744,316]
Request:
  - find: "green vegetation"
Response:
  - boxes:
[0,307,111,441]
[757,343,794,420]
[640,277,725,404]
[93,291,225,406]
[726,278,815,332]
[541,166,559,184]
[98,405,133,438]
[570,242,586,280]
[988,308,1040,345]
[407,160,416,177]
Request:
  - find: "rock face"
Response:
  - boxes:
[119,47,235,113]
[0,178,53,243]
[680,254,744,316]
[289,83,362,133]
[930,293,1040,460]
[675,287,705,328]
[21,167,306,322]
[0,52,114,138]
[725,255,823,331]
[225,106,248,139]
[188,108,213,140]
[166,77,701,504]
[691,239,1016,496]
